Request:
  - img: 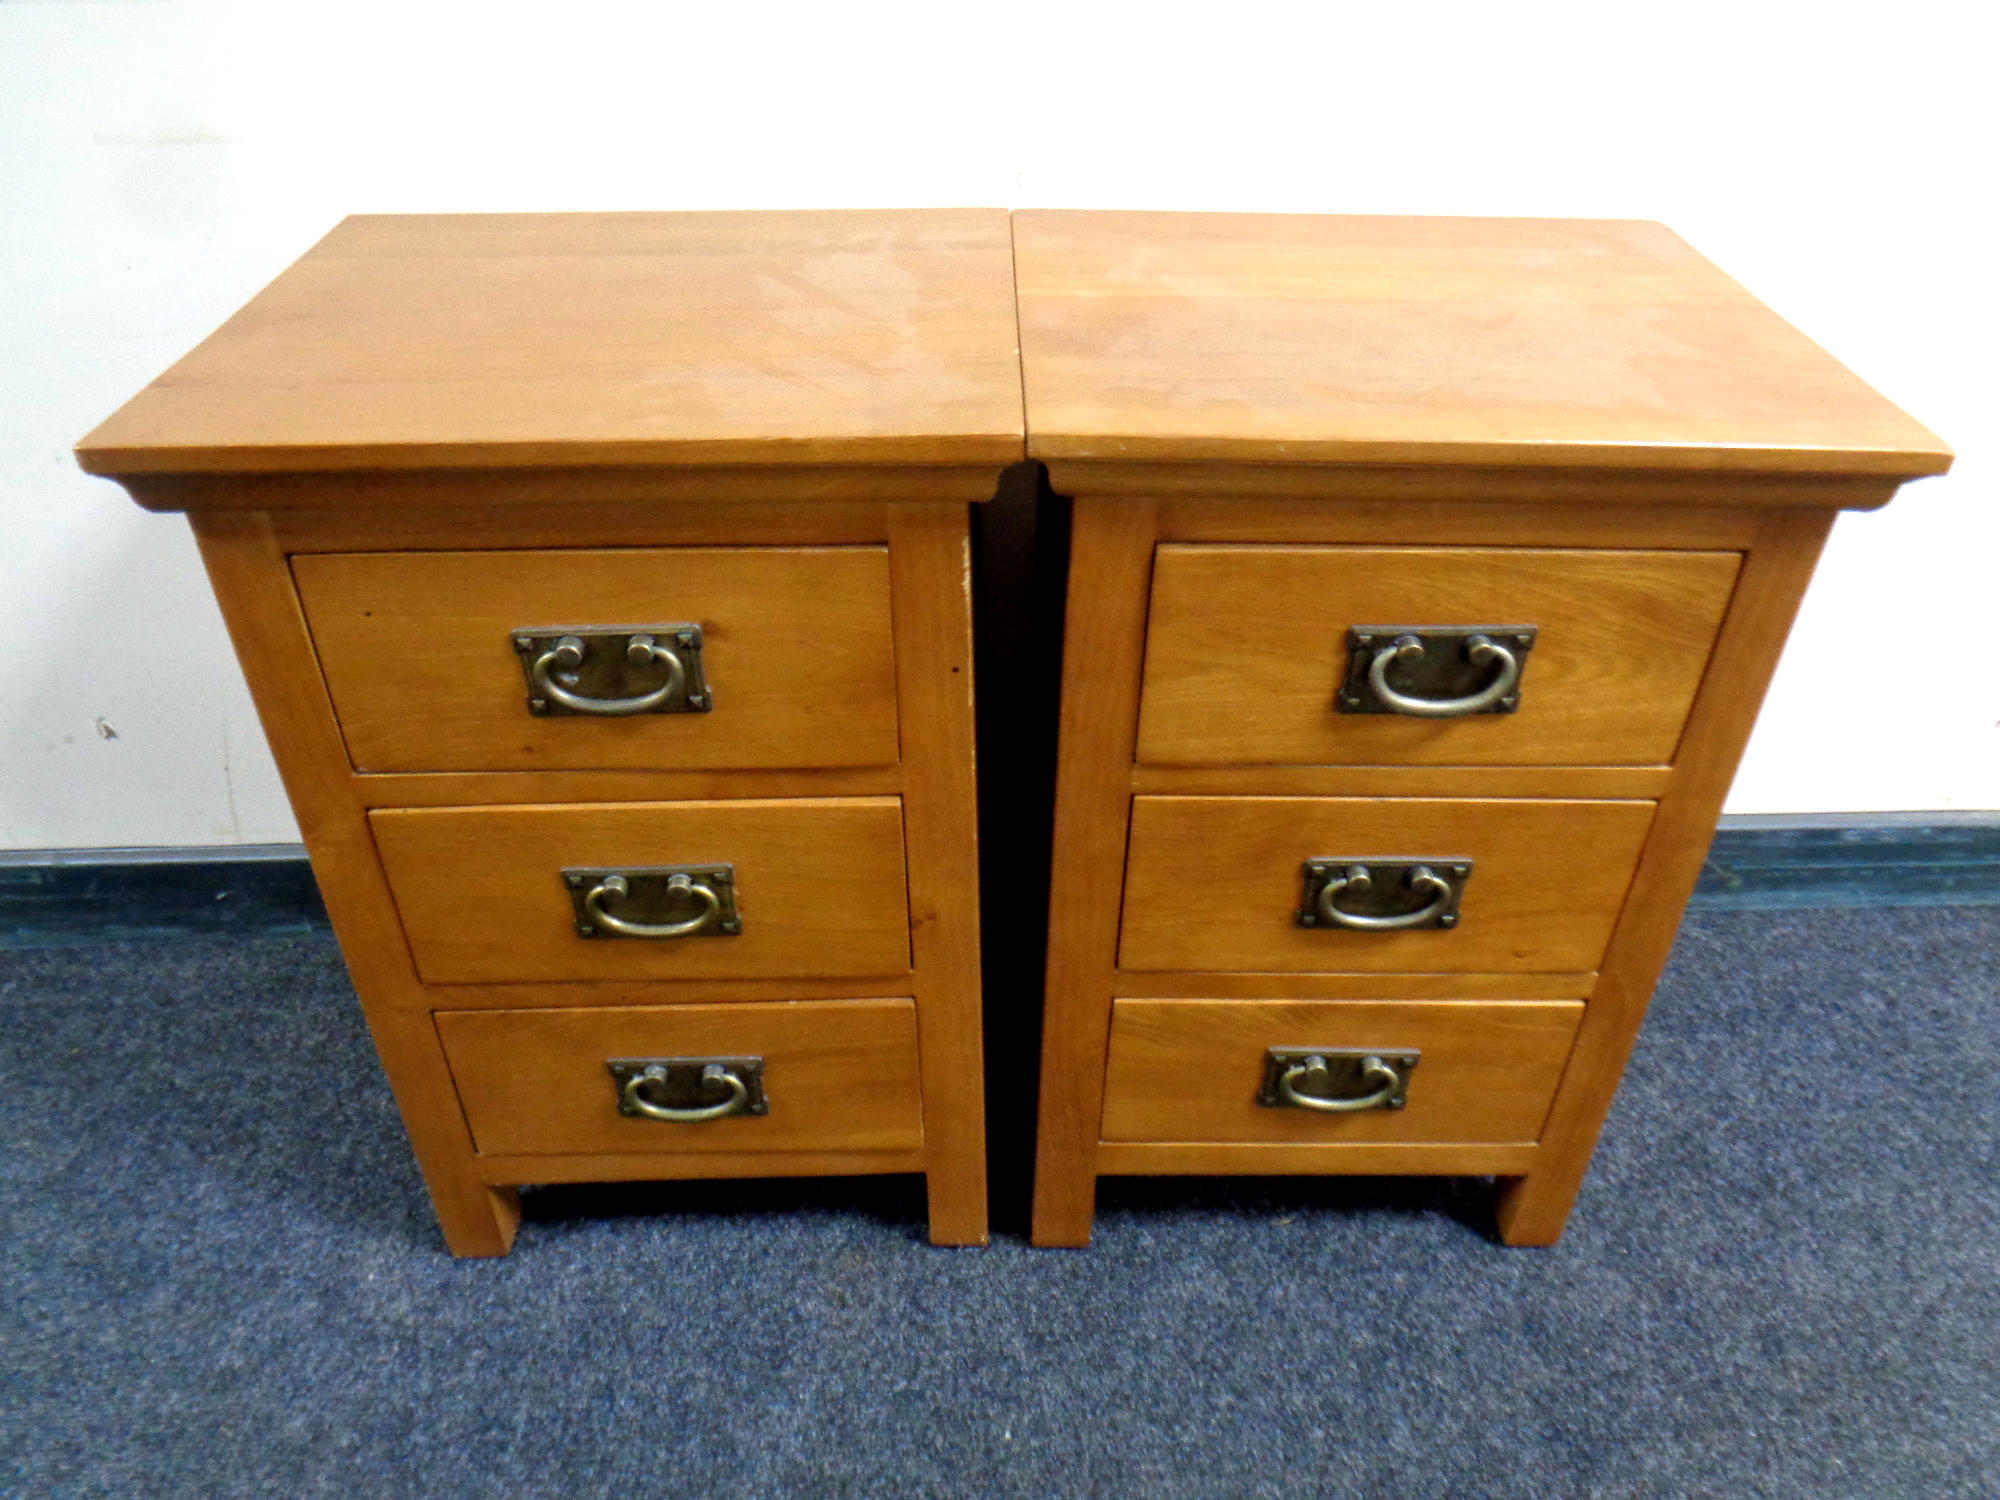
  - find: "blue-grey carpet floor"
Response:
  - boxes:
[3,908,1995,1498]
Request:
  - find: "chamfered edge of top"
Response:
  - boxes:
[1023,431,1954,479]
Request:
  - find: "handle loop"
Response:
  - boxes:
[584,872,720,938]
[1278,1054,1402,1112]
[1366,632,1520,717]
[622,1063,749,1122]
[1316,865,1453,931]
[531,633,686,716]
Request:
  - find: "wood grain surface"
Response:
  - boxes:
[1100,998,1583,1143]
[78,210,1024,475]
[1029,500,1161,1246]
[1118,795,1656,974]
[295,546,899,773]
[435,999,923,1156]
[372,798,912,984]
[1094,1141,1538,1177]
[1136,545,1740,766]
[473,1147,930,1186]
[886,503,990,1244]
[1014,211,1952,477]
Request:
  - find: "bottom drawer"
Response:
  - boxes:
[1100,998,1582,1144]
[435,999,923,1156]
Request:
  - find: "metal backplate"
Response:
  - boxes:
[608,1057,768,1117]
[563,864,741,938]
[1297,858,1471,930]
[1258,1048,1419,1110]
[511,623,711,716]
[1337,625,1537,714]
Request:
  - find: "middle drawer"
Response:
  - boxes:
[1119,795,1655,974]
[373,798,913,984]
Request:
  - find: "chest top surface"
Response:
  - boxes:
[77,209,1025,478]
[1012,210,1949,481]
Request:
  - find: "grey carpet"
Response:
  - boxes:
[2,908,1994,1498]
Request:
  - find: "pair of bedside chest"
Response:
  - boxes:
[77,208,1949,1255]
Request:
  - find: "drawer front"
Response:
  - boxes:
[437,999,923,1156]
[1136,545,1740,766]
[294,547,899,772]
[1100,998,1583,1143]
[1119,795,1654,974]
[373,798,912,984]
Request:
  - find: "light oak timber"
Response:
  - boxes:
[412,977,914,1011]
[887,503,991,1245]
[1118,971,1595,1002]
[123,468,996,514]
[1013,212,1950,477]
[1119,796,1657,975]
[190,511,520,1257]
[78,210,1024,477]
[1015,211,1949,1250]
[435,999,924,1157]
[476,1149,929,1187]
[87,209,1017,1258]
[1029,500,1159,1247]
[1130,765,1672,800]
[1137,546,1739,768]
[1060,464,1897,514]
[1095,1142,1539,1177]
[356,767,904,809]
[1495,507,1837,1244]
[371,798,913,985]
[1150,496,1771,549]
[271,499,894,553]
[1100,999,1582,1144]
[295,546,900,773]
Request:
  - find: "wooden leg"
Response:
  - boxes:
[1494,1173,1577,1247]
[1030,500,1159,1249]
[924,1163,987,1246]
[435,1185,524,1258]
[1030,1160,1098,1248]
[360,1006,522,1257]
[1495,509,1838,1249]
[890,504,989,1247]
[193,512,521,1260]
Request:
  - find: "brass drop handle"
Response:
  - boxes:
[621,1063,749,1122]
[1366,632,1521,717]
[583,872,720,938]
[1316,864,1454,931]
[530,633,686,716]
[1278,1054,1403,1113]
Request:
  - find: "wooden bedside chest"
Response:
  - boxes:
[1013,211,1951,1247]
[76,209,1022,1256]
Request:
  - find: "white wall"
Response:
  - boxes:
[3,0,1993,849]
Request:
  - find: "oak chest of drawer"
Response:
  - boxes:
[1014,210,1950,1247]
[77,209,1024,1256]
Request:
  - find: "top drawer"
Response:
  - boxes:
[1135,546,1740,767]
[294,547,899,773]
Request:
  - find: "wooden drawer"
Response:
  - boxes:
[1135,545,1740,766]
[1118,795,1654,973]
[436,999,924,1156]
[373,798,912,984]
[1100,998,1583,1144]
[294,546,899,772]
